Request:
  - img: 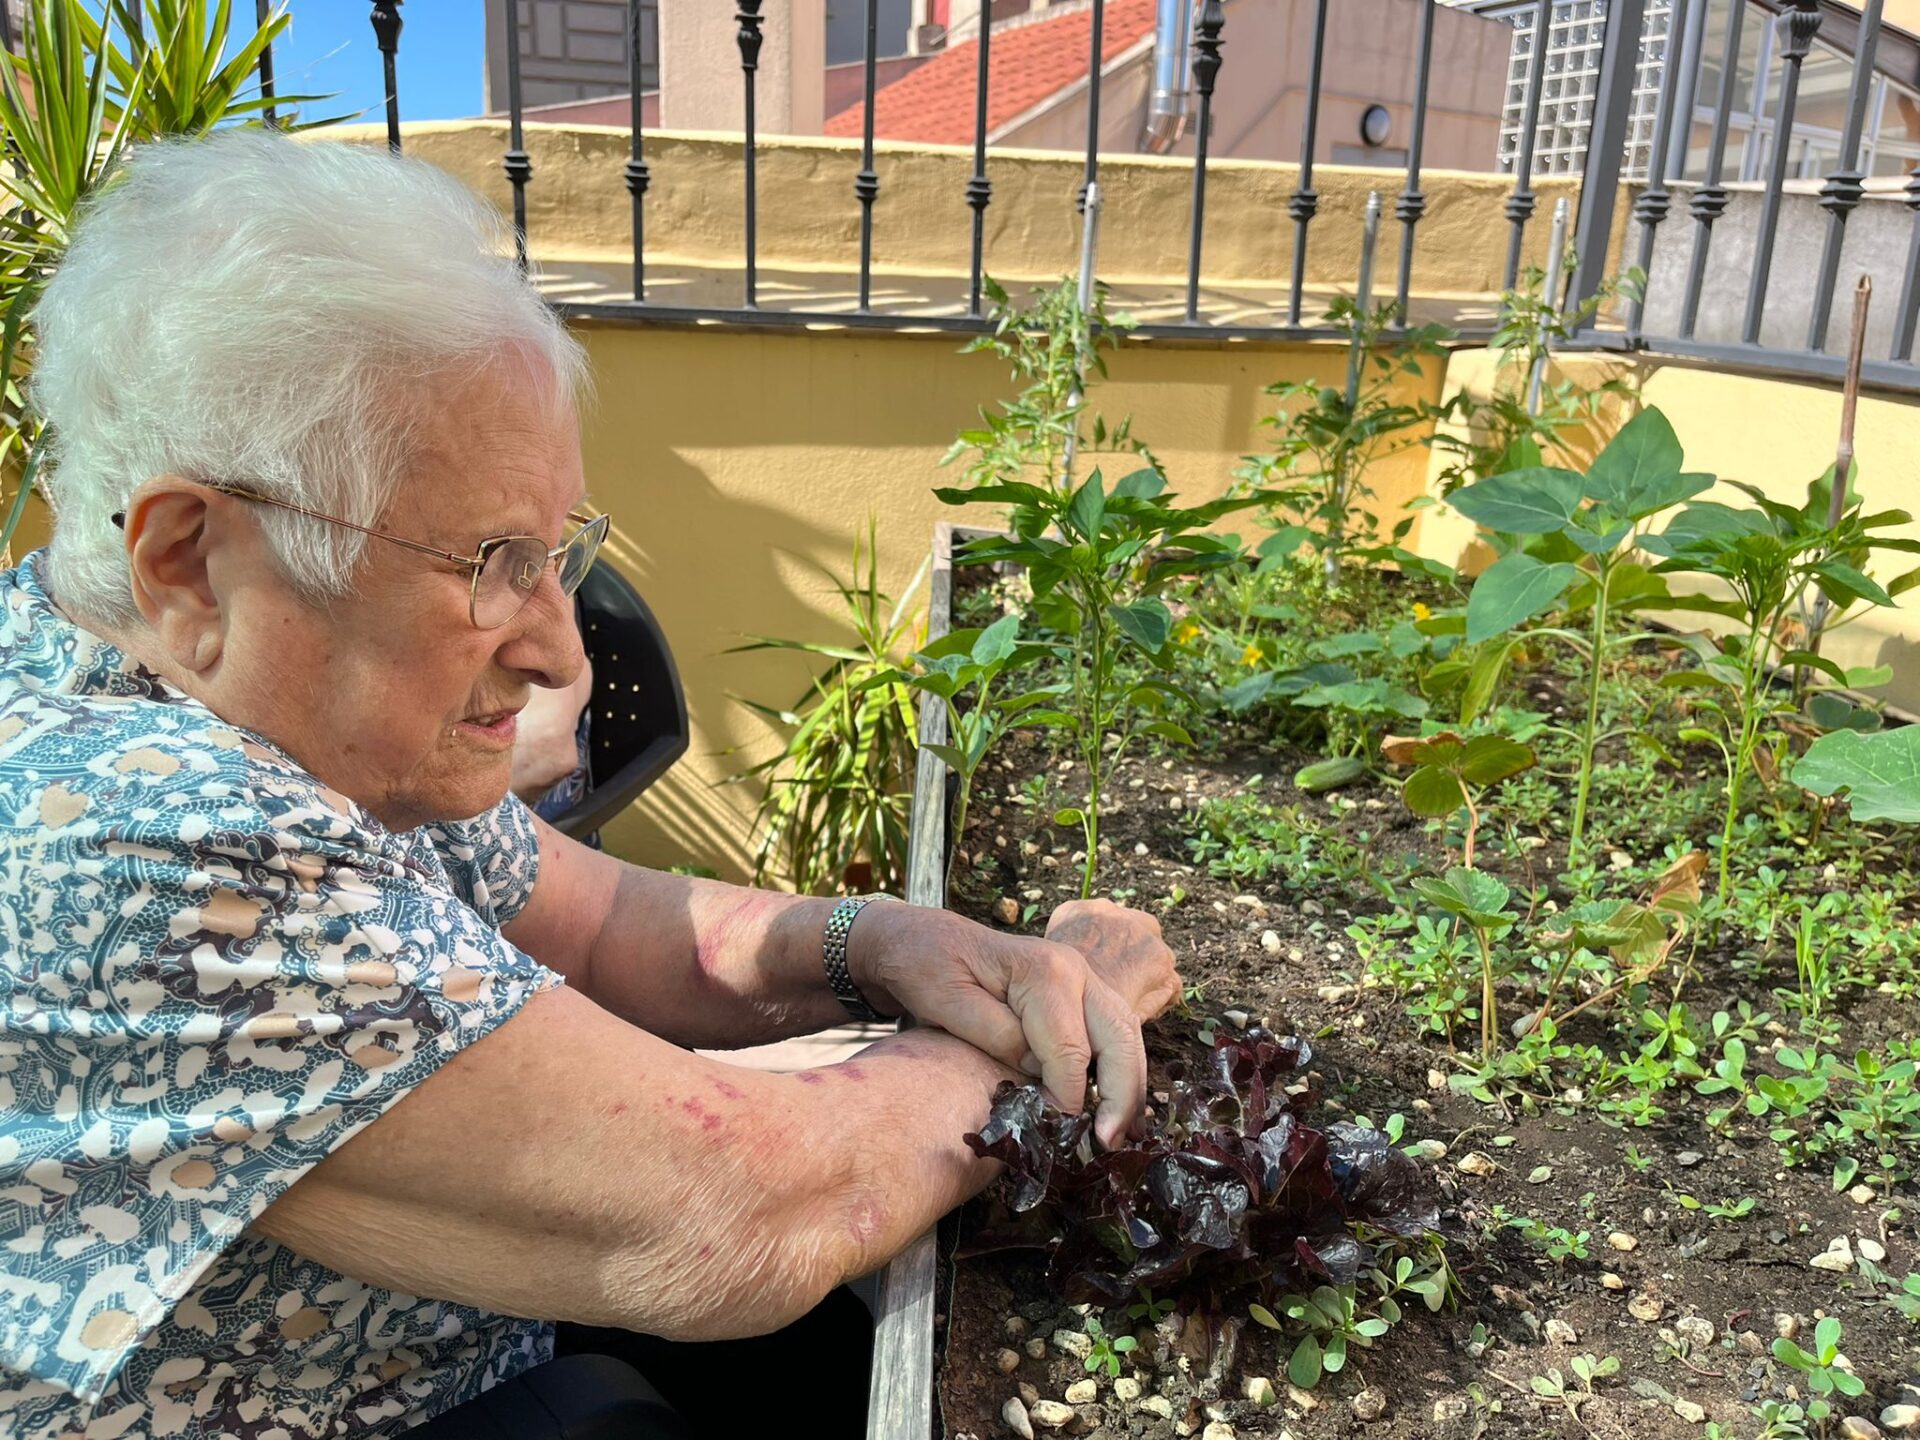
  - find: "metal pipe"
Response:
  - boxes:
[1062,180,1103,488]
[1183,2,1223,322]
[1744,3,1821,345]
[1503,0,1553,293]
[855,0,881,311]
[256,0,279,129]
[1080,0,1106,211]
[1142,0,1194,153]
[1287,0,1329,326]
[1394,0,1436,326]
[966,6,994,316]
[1529,196,1570,414]
[625,0,650,301]
[738,2,765,308]
[1628,0,1692,337]
[371,1,404,154]
[1680,0,1748,340]
[1346,191,1382,405]
[502,0,532,269]
[1807,0,1884,351]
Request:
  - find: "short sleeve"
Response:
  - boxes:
[0,749,561,1409]
[426,790,544,926]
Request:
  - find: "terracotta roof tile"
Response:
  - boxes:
[825,0,1159,145]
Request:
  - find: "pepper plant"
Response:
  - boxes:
[1238,297,1450,585]
[1447,408,1722,864]
[1641,467,1916,901]
[937,466,1252,898]
[877,614,1060,887]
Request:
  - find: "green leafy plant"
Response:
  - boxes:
[1411,866,1517,1059]
[1528,1352,1619,1422]
[1081,1314,1137,1378]
[1447,408,1719,863]
[1771,1316,1865,1427]
[1795,725,1920,823]
[1642,467,1916,902]
[1250,1283,1392,1389]
[939,467,1249,897]
[727,525,923,894]
[1382,729,1536,869]
[1430,255,1641,496]
[1505,1214,1591,1263]
[1239,296,1451,582]
[879,614,1057,887]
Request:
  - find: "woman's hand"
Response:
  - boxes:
[848,901,1179,1149]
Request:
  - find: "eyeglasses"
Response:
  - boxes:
[113,482,611,631]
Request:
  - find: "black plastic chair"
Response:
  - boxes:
[549,560,689,841]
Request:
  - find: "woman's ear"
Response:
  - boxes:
[121,481,228,677]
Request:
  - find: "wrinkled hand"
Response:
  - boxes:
[849,902,1173,1149]
[1043,900,1181,1024]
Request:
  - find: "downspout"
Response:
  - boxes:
[1141,0,1195,152]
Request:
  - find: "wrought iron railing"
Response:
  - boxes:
[59,0,1920,388]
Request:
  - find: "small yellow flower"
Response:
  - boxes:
[1241,642,1263,667]
[1175,620,1202,645]
[1412,601,1433,622]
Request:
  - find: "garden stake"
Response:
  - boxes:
[1799,273,1871,691]
[1525,196,1571,416]
[1059,180,1103,493]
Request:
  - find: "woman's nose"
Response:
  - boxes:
[503,566,587,689]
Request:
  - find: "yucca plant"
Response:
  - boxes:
[727,521,926,895]
[0,0,339,559]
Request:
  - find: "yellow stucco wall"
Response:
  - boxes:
[578,322,1448,876]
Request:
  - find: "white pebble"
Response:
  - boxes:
[1064,1380,1098,1404]
[1002,1396,1035,1440]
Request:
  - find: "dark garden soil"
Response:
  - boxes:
[931,721,1920,1440]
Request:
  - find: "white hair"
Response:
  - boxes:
[32,129,588,624]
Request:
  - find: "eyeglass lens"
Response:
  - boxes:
[472,516,609,629]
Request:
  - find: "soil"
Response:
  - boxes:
[930,722,1920,1440]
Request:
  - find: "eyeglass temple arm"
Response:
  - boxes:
[200,484,480,566]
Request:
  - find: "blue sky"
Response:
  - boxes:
[270,2,485,125]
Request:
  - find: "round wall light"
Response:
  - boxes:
[1360,104,1393,148]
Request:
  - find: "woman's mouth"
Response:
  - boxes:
[455,709,521,745]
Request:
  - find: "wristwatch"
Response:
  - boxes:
[822,893,898,1023]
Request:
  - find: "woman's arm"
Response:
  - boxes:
[507,818,1177,1149]
[253,985,1013,1340]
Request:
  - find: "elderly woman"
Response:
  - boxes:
[0,134,1179,1439]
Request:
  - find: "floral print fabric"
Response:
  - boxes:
[0,551,562,1437]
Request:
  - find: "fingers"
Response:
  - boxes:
[1004,942,1094,1118]
[1083,977,1148,1151]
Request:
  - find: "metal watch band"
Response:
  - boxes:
[823,893,895,1023]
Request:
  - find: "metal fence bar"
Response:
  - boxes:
[1563,328,1920,396]
[855,0,881,310]
[1503,0,1552,293]
[501,0,532,270]
[1184,2,1224,324]
[1286,0,1328,326]
[1629,0,1691,336]
[1565,0,1645,329]
[1393,0,1436,325]
[1665,0,1709,179]
[738,2,764,309]
[625,0,649,302]
[1079,0,1105,211]
[1743,3,1820,344]
[1894,168,1920,360]
[1530,196,1570,410]
[371,1,403,154]
[1680,0,1748,340]
[1806,0,1884,352]
[255,0,278,128]
[965,8,993,316]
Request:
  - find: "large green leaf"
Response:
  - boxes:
[1403,764,1467,817]
[1794,728,1920,822]
[1449,467,1584,535]
[1065,471,1107,542]
[1465,552,1577,643]
[1457,734,1537,786]
[1582,408,1710,519]
[1412,866,1513,930]
[1110,598,1171,655]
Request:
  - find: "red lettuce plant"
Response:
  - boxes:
[963,1027,1437,1309]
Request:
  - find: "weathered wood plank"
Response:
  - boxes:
[866,521,955,1440]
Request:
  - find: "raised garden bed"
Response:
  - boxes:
[871,521,1920,1440]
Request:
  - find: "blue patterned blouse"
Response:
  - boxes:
[0,551,563,1437]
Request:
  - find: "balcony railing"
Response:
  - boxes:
[57,0,1920,388]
